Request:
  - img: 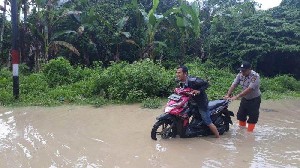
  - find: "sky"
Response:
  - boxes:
[249,0,282,10]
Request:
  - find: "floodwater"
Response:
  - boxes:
[0,99,299,168]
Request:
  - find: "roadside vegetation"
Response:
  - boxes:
[0,57,299,108]
[1,0,299,108]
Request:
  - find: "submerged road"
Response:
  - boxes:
[0,99,299,167]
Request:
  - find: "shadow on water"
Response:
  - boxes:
[0,99,300,167]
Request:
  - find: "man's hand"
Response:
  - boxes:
[229,95,239,101]
[223,95,230,99]
[191,90,200,96]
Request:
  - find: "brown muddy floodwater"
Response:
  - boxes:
[0,99,300,168]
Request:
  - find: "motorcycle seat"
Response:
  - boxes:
[208,99,226,111]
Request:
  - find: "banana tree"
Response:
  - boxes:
[79,5,133,62]
[175,1,201,61]
[135,0,181,60]
[27,0,80,70]
[131,0,200,61]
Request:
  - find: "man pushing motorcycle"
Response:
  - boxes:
[224,61,261,132]
[176,65,220,138]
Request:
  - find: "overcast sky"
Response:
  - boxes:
[249,0,282,10]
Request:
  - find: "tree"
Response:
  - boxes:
[25,0,80,71]
[207,1,300,79]
[0,0,9,62]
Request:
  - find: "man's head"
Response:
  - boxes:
[176,65,188,82]
[238,61,252,76]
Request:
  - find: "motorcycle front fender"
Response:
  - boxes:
[156,113,174,121]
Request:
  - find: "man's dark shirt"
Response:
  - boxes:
[179,76,209,110]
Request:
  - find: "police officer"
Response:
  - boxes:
[224,61,261,132]
[176,65,220,138]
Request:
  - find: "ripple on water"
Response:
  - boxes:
[254,125,299,142]
[217,122,300,167]
[202,159,222,168]
[24,124,47,148]
[251,148,299,168]
[250,124,300,167]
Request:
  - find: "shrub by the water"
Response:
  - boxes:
[94,59,173,103]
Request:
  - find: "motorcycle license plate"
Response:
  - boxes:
[168,94,181,101]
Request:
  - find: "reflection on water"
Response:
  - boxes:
[0,111,18,151]
[0,100,300,167]
[156,143,167,152]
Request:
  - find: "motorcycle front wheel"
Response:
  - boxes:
[151,120,176,140]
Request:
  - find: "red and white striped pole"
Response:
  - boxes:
[11,0,19,99]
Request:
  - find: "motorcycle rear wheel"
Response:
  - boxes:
[151,120,176,140]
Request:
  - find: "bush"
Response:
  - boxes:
[0,89,14,106]
[261,74,300,99]
[261,75,300,93]
[1,59,299,106]
[48,85,79,103]
[122,59,173,101]
[0,68,14,105]
[94,59,173,102]
[42,57,77,88]
[20,73,49,95]
[69,80,96,98]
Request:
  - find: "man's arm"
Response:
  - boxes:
[225,84,237,98]
[224,74,240,98]
[189,77,209,95]
[197,78,209,92]
[231,87,252,100]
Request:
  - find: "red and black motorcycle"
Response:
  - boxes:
[151,87,234,140]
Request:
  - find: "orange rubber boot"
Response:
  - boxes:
[247,123,255,132]
[239,120,246,127]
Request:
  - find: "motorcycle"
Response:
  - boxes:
[151,87,234,140]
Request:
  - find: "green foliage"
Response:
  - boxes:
[48,85,78,103]
[261,75,300,93]
[0,68,13,105]
[1,0,300,81]
[207,3,300,79]
[42,57,79,87]
[20,73,49,95]
[185,60,237,100]
[0,60,299,107]
[141,97,162,109]
[94,59,173,103]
